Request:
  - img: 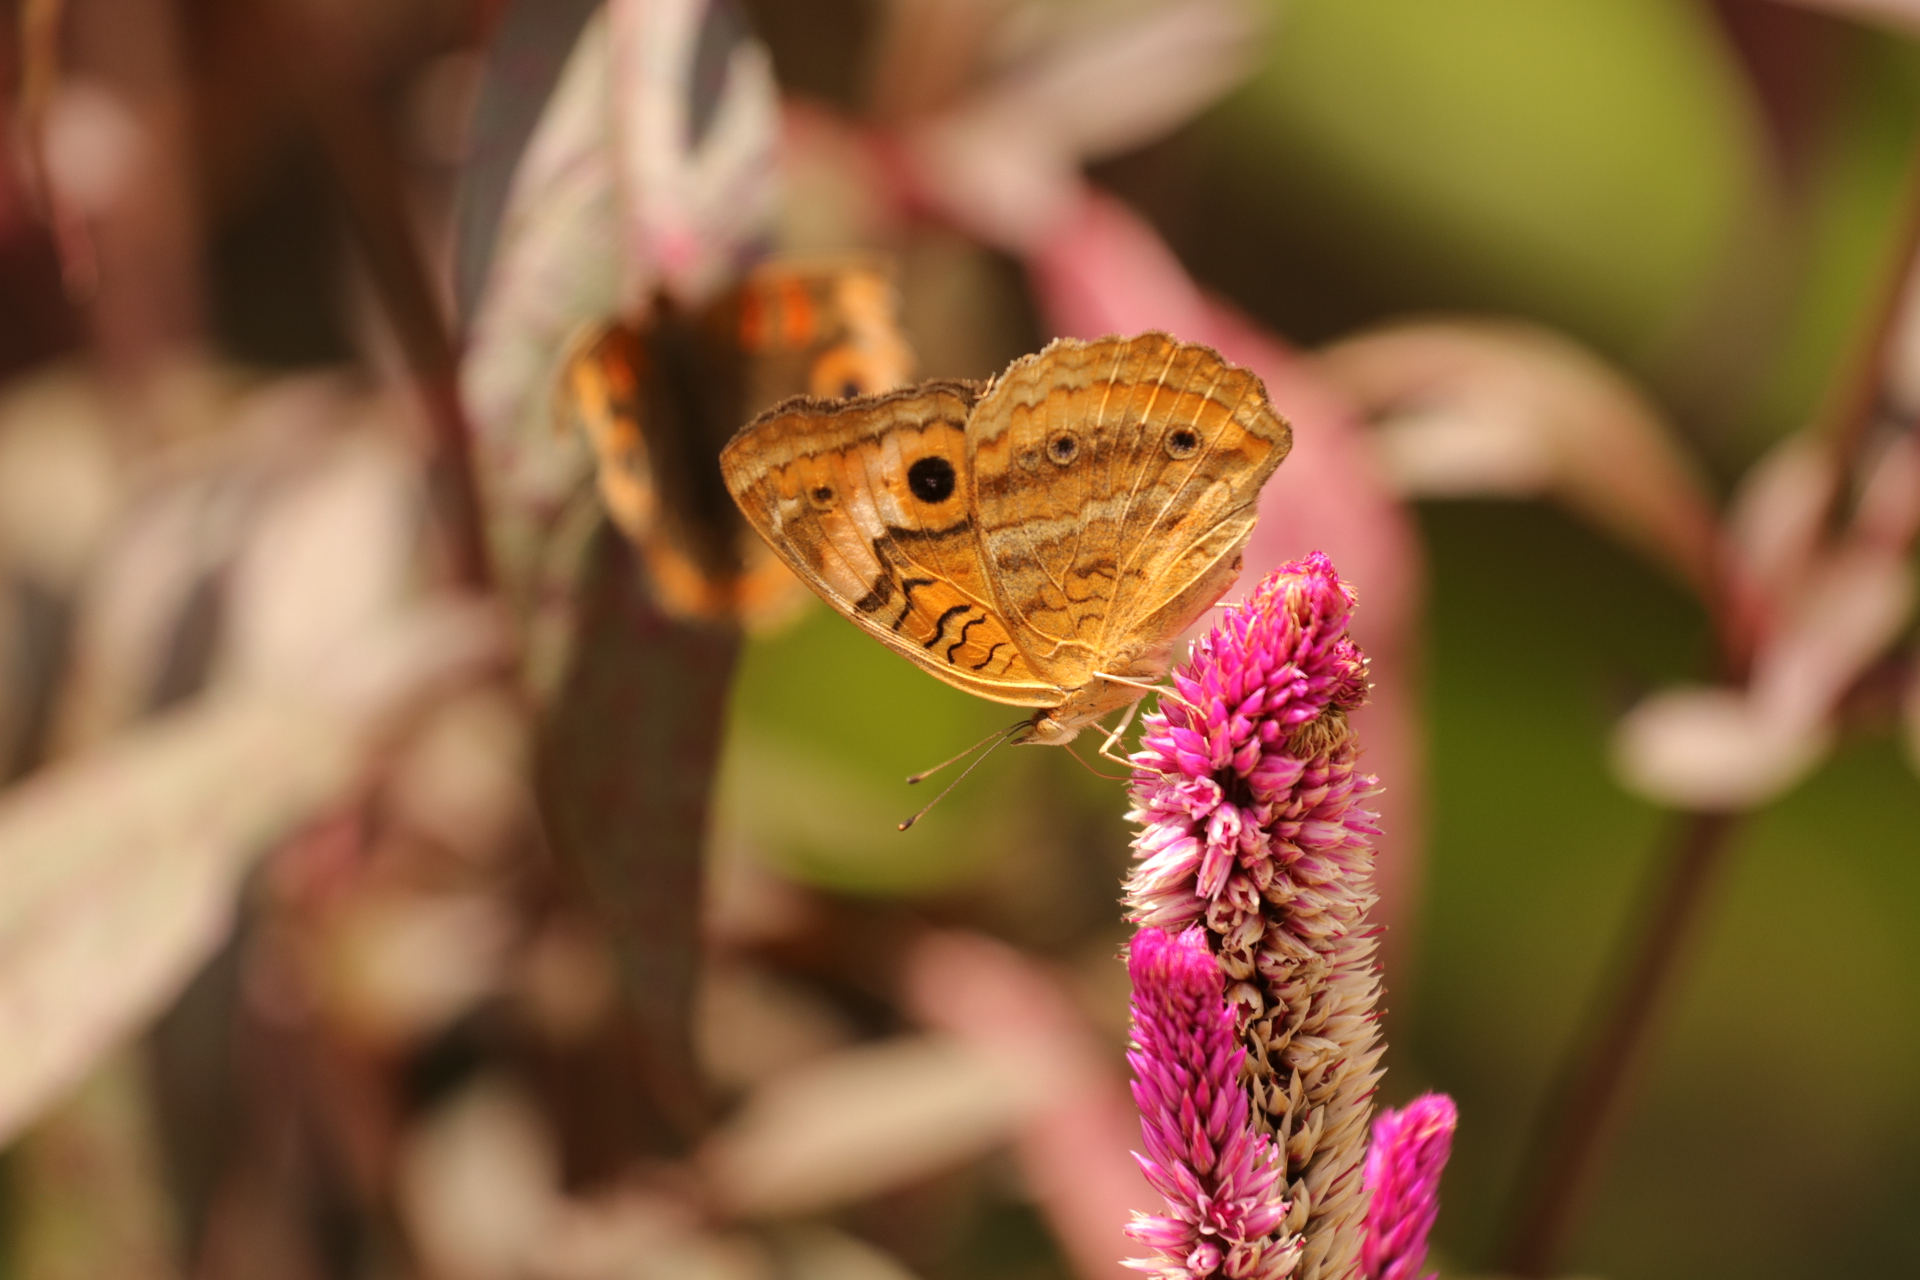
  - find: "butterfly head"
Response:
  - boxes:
[1021,711,1082,747]
[1025,668,1165,746]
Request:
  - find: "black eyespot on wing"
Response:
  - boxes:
[809,484,837,510]
[907,455,957,503]
[839,379,862,398]
[1166,427,1200,459]
[1047,432,1079,465]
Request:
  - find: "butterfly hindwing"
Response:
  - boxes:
[966,333,1292,689]
[720,384,1061,707]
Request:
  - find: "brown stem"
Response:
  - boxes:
[267,4,495,593]
[1499,810,1742,1277]
[1817,134,1920,488]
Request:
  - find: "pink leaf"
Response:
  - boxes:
[1317,319,1721,600]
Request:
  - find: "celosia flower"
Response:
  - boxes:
[1359,1094,1457,1280]
[1126,554,1384,1280]
[1124,926,1298,1280]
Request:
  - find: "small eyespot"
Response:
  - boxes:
[907,455,957,503]
[1047,432,1080,465]
[1165,427,1200,459]
[809,485,837,510]
[839,380,862,399]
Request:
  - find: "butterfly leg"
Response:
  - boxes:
[1093,671,1199,715]
[1095,699,1141,770]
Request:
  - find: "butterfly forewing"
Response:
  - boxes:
[720,385,1062,707]
[967,334,1291,690]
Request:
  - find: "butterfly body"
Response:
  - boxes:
[720,333,1293,744]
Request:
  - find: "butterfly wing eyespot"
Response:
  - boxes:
[1046,431,1080,465]
[808,484,837,510]
[907,455,957,503]
[1164,426,1200,459]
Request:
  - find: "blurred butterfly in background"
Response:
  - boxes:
[719,331,1291,806]
[560,256,914,626]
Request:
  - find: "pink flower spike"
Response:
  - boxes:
[1125,555,1384,1280]
[1124,927,1297,1280]
[1360,1094,1458,1280]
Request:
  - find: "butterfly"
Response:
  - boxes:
[719,332,1292,754]
[561,256,915,625]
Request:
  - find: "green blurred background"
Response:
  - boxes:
[728,2,1920,1276]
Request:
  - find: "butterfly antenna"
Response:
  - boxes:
[898,730,1019,831]
[905,720,1025,786]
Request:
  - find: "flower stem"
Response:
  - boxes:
[1498,809,1742,1278]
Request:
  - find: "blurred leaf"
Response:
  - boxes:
[536,523,739,1149]
[462,6,621,612]
[539,1191,772,1280]
[695,958,854,1092]
[0,366,122,591]
[773,1225,925,1280]
[1318,319,1722,598]
[399,1078,560,1280]
[608,0,780,309]
[216,429,421,687]
[866,0,1007,120]
[1853,422,1920,546]
[0,364,152,769]
[1611,684,1833,810]
[313,888,516,1048]
[0,407,500,1143]
[48,478,218,750]
[384,685,533,860]
[699,1033,1046,1218]
[1615,429,1919,809]
[979,0,1262,165]
[902,0,1262,249]
[401,1079,794,1280]
[0,598,497,1146]
[455,0,603,323]
[1723,433,1837,632]
[1778,0,1920,34]
[1614,542,1914,809]
[47,373,357,753]
[1754,539,1915,725]
[904,931,1147,1280]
